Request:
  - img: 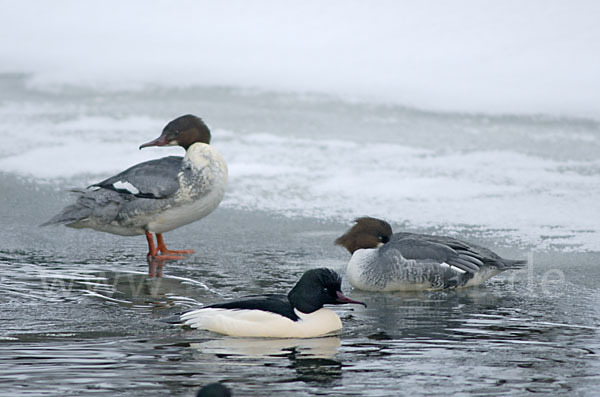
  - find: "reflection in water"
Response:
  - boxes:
[190,336,341,359]
[2,72,600,396]
[336,283,600,395]
[1,260,212,311]
[147,257,165,278]
[2,209,600,395]
[190,336,343,387]
[288,356,343,387]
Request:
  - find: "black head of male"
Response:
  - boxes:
[335,217,393,254]
[139,114,211,150]
[287,268,366,313]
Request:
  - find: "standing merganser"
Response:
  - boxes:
[42,115,228,266]
[179,268,366,338]
[335,217,526,291]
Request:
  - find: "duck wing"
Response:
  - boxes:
[91,156,183,199]
[389,232,525,272]
[384,234,485,274]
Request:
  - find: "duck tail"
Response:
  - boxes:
[500,258,528,270]
[40,189,92,227]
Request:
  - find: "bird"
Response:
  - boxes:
[42,114,228,266]
[335,217,526,291]
[197,382,232,397]
[179,268,366,338]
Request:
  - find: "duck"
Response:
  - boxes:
[42,114,228,265]
[335,217,526,291]
[179,268,366,338]
[196,383,231,397]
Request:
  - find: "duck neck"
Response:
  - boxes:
[287,288,322,314]
[346,247,383,288]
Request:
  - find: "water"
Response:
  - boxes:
[1,73,599,396]
[2,74,599,250]
[2,197,600,395]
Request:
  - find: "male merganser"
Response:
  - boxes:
[335,217,526,291]
[179,268,366,338]
[42,115,228,265]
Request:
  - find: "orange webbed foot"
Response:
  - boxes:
[156,233,194,256]
[145,232,193,277]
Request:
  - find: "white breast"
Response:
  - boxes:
[181,307,343,338]
[346,248,380,291]
[147,143,228,234]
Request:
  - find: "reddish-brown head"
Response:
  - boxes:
[335,217,393,254]
[139,114,211,151]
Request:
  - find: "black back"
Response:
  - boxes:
[201,268,351,321]
[207,294,299,321]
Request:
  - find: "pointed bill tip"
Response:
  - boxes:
[336,290,367,307]
[139,136,167,150]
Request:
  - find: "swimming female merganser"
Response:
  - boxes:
[179,268,366,338]
[42,114,228,264]
[335,217,526,291]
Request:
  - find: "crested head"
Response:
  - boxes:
[288,268,365,313]
[139,114,211,150]
[335,217,393,254]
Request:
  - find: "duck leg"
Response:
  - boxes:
[145,232,186,261]
[156,233,195,256]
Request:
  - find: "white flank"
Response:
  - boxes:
[181,307,342,338]
[347,250,483,291]
[346,248,435,291]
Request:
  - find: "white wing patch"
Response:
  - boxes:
[112,180,140,195]
[440,262,467,274]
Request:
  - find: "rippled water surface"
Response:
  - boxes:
[1,76,600,396]
[2,182,600,396]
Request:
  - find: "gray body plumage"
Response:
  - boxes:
[347,232,526,291]
[42,143,228,236]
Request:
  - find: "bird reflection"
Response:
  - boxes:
[191,336,341,359]
[285,349,343,386]
[147,256,166,278]
[190,336,343,386]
